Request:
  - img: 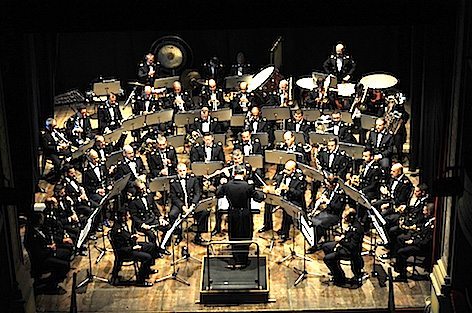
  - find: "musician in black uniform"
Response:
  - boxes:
[98,92,123,133]
[166,81,193,113]
[65,105,93,146]
[316,137,352,180]
[374,163,413,214]
[133,85,161,115]
[89,134,127,165]
[41,118,72,180]
[266,79,291,107]
[202,56,225,85]
[191,106,221,135]
[216,165,265,266]
[231,81,256,114]
[286,109,312,142]
[200,79,227,112]
[169,163,208,245]
[128,181,169,255]
[114,145,147,196]
[24,212,71,294]
[322,43,356,82]
[62,164,94,218]
[358,148,383,201]
[260,160,306,242]
[366,117,394,171]
[385,94,410,162]
[326,111,357,144]
[307,176,347,253]
[393,203,434,282]
[229,52,252,76]
[233,129,263,156]
[146,135,178,178]
[321,208,364,287]
[83,150,109,203]
[109,209,157,287]
[276,131,309,165]
[244,106,270,133]
[137,52,158,86]
[190,133,225,163]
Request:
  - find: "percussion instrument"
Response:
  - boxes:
[296,77,317,90]
[359,73,398,89]
[247,65,283,93]
[336,83,356,97]
[128,81,145,87]
[150,35,193,75]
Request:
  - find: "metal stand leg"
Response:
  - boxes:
[155,237,190,286]
[77,240,109,289]
[173,220,201,265]
[277,226,314,265]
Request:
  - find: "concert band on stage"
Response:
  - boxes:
[30,42,433,292]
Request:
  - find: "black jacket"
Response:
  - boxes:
[366,130,394,159]
[244,116,269,133]
[128,193,161,228]
[98,102,123,132]
[233,138,263,155]
[146,146,178,178]
[165,91,193,113]
[190,142,225,163]
[273,169,307,209]
[192,117,221,134]
[83,164,108,195]
[339,220,363,253]
[326,121,357,144]
[386,174,413,206]
[114,156,146,181]
[359,161,382,200]
[169,174,202,209]
[316,148,352,179]
[230,91,256,114]
[322,54,356,81]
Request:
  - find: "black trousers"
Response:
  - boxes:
[395,245,421,277]
[322,241,363,282]
[41,248,71,283]
[115,242,156,282]
[228,207,252,265]
[169,205,209,237]
[311,212,339,245]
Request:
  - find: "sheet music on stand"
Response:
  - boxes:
[360,114,378,130]
[298,163,325,182]
[225,74,252,90]
[339,142,366,159]
[153,76,180,89]
[191,161,224,176]
[167,134,185,149]
[252,133,269,146]
[211,108,232,122]
[174,111,199,127]
[149,175,177,193]
[145,109,174,126]
[300,213,315,247]
[230,114,246,127]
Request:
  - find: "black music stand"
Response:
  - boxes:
[309,132,339,146]
[153,76,180,89]
[276,198,313,265]
[122,115,147,131]
[211,108,232,122]
[230,114,246,127]
[360,114,378,130]
[302,109,322,122]
[94,173,132,264]
[145,109,174,126]
[260,193,285,251]
[174,197,216,265]
[293,213,321,286]
[261,106,291,121]
[264,150,300,165]
[224,74,252,90]
[339,142,366,159]
[105,149,123,170]
[245,155,264,169]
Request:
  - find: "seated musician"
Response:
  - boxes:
[393,202,434,282]
[231,81,255,114]
[146,135,178,179]
[321,207,364,288]
[316,137,351,180]
[166,81,193,113]
[304,77,335,110]
[41,118,72,181]
[259,160,307,243]
[42,199,75,256]
[307,175,347,254]
[357,148,383,201]
[244,106,270,134]
[169,163,208,245]
[326,111,357,144]
[65,105,93,146]
[373,163,413,215]
[137,52,158,86]
[286,109,312,143]
[98,92,123,133]
[366,117,394,172]
[277,131,309,165]
[89,134,127,165]
[24,212,71,294]
[191,106,221,136]
[211,149,255,236]
[128,180,169,256]
[62,164,94,217]
[322,42,356,83]
[133,85,160,115]
[109,209,158,287]
[83,150,109,203]
[115,145,147,196]
[190,132,225,163]
[266,79,292,107]
[200,79,227,112]
[233,129,263,156]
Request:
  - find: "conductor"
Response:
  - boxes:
[216,165,264,268]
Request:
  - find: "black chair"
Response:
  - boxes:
[108,233,139,285]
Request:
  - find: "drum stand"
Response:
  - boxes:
[155,236,190,286]
[173,219,201,265]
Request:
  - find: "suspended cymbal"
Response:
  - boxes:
[128,81,145,87]
[156,44,184,69]
[196,78,209,86]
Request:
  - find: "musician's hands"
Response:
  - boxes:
[131,234,139,239]
[63,237,73,245]
[405,239,413,245]
[97,188,106,196]
[47,243,57,251]
[182,205,189,214]
[220,177,228,185]
[133,245,142,251]
[279,183,289,191]
[70,213,79,223]
[160,168,169,176]
[343,75,350,81]
[141,223,151,230]
[380,203,390,211]
[395,205,406,213]
[159,216,169,227]
[374,154,382,161]
[380,186,389,196]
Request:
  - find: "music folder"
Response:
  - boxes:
[261,106,291,121]
[264,150,299,165]
[309,132,338,146]
[245,154,264,169]
[211,107,232,122]
[230,114,246,127]
[302,109,322,122]
[174,111,199,127]
[360,114,378,130]
[149,175,177,193]
[191,161,224,176]
[145,109,174,126]
[122,114,146,131]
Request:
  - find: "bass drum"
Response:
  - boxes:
[247,65,283,94]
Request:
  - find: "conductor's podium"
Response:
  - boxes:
[199,241,270,304]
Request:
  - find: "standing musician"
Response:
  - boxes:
[326,111,357,144]
[229,52,252,76]
[166,81,193,113]
[200,79,226,112]
[137,52,158,86]
[259,160,306,243]
[321,207,364,287]
[83,150,109,203]
[211,149,255,236]
[202,56,225,84]
[109,209,158,287]
[307,175,347,253]
[169,163,208,245]
[146,135,178,179]
[286,109,313,142]
[384,94,410,162]
[266,79,292,107]
[233,129,263,156]
[231,81,255,114]
[98,92,123,133]
[366,117,394,172]
[316,137,352,180]
[191,106,221,136]
[190,133,225,163]
[41,118,72,180]
[322,42,356,82]
[65,105,93,146]
[357,148,383,201]
[216,165,265,267]
[127,180,169,256]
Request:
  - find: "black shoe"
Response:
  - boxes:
[174,236,183,246]
[276,229,284,235]
[279,235,289,243]
[193,236,208,246]
[258,226,271,233]
[211,229,221,236]
[159,248,171,256]
[393,275,408,282]
[306,245,320,254]
[136,281,153,287]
